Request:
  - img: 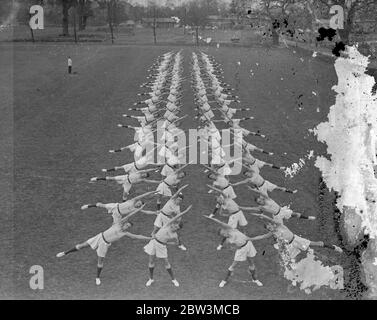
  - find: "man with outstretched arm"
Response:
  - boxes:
[144,205,192,287]
[81,190,158,224]
[204,215,264,288]
[56,205,151,286]
[243,187,316,223]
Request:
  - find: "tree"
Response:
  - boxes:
[229,0,248,23]
[77,0,93,30]
[256,0,296,45]
[307,0,377,44]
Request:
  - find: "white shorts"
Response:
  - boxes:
[205,110,215,119]
[222,185,236,199]
[87,233,111,258]
[161,165,174,177]
[287,235,311,259]
[228,211,248,229]
[273,206,293,223]
[122,182,132,194]
[122,163,134,173]
[156,182,172,197]
[144,239,168,258]
[234,241,257,262]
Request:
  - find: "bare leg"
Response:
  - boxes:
[146,255,156,286]
[219,261,238,287]
[247,257,263,286]
[95,256,105,285]
[57,241,89,257]
[122,189,129,202]
[164,258,179,286]
[157,195,162,210]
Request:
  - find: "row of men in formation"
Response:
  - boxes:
[57,50,343,291]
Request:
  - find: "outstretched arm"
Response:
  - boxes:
[81,203,105,210]
[122,204,146,221]
[291,211,316,220]
[239,205,263,212]
[247,186,270,198]
[132,190,159,202]
[207,184,226,197]
[174,162,192,174]
[248,212,280,224]
[310,241,343,253]
[248,232,273,241]
[124,232,152,241]
[201,164,218,174]
[231,179,249,187]
[141,210,159,215]
[165,205,193,227]
[203,215,234,231]
[171,184,189,199]
[263,161,286,170]
[143,179,161,183]
[274,185,298,194]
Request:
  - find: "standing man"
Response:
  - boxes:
[144,205,192,287]
[68,56,72,74]
[204,215,264,288]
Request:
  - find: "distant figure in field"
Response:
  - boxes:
[68,56,72,74]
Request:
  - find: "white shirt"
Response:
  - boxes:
[68,58,72,67]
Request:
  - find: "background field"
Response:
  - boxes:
[1,41,351,299]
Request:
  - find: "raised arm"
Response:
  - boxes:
[201,164,218,174]
[248,232,273,241]
[141,209,159,215]
[203,215,233,231]
[247,186,269,199]
[207,184,226,196]
[165,205,193,227]
[122,204,146,221]
[132,190,159,201]
[248,212,280,224]
[231,179,249,187]
[171,184,189,199]
[175,161,193,174]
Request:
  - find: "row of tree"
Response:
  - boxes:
[1,0,376,44]
[230,0,377,44]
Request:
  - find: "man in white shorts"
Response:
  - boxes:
[242,152,285,175]
[231,170,297,197]
[90,170,159,201]
[205,169,237,199]
[207,185,250,251]
[245,213,343,261]
[244,187,316,224]
[101,156,159,174]
[142,185,188,251]
[56,205,151,285]
[144,205,192,287]
[204,216,263,288]
[81,190,158,224]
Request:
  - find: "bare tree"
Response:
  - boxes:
[308,0,377,44]
[259,0,295,45]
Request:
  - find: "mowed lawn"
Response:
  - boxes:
[2,42,346,299]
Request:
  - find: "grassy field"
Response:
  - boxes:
[1,41,351,299]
